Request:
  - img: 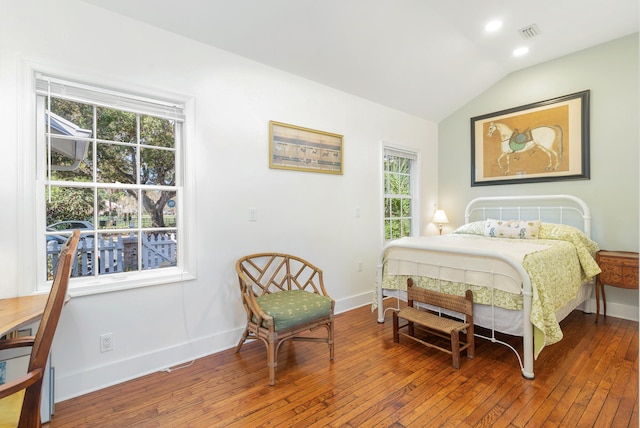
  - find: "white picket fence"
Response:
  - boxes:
[48,233,176,277]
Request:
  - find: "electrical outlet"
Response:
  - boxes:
[357,261,363,272]
[100,333,113,353]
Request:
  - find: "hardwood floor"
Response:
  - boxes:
[48,299,638,427]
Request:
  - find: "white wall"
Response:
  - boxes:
[438,34,639,320]
[0,1,438,399]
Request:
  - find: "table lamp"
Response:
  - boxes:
[433,209,449,235]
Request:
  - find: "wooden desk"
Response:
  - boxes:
[595,250,639,321]
[0,295,49,337]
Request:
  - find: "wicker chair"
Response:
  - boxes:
[0,230,80,428]
[235,253,335,385]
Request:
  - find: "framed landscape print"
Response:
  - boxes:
[470,90,590,186]
[269,121,343,174]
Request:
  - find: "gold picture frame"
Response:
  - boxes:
[269,121,343,174]
[471,90,590,186]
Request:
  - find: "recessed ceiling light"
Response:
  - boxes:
[485,20,503,32]
[513,46,529,57]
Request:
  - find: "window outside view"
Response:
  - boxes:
[383,150,415,241]
[43,93,180,281]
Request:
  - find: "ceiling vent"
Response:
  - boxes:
[518,24,541,39]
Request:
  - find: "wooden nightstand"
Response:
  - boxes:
[595,250,639,322]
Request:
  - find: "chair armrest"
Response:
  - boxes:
[0,336,36,351]
[243,290,274,325]
[0,368,43,400]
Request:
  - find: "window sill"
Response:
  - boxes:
[65,268,196,297]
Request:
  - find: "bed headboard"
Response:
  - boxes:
[464,194,591,238]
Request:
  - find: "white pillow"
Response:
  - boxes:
[452,221,485,236]
[484,219,541,239]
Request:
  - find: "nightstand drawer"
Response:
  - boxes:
[600,265,638,288]
[598,255,638,267]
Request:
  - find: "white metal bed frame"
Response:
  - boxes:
[376,194,593,379]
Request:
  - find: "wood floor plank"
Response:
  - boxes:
[46,299,638,427]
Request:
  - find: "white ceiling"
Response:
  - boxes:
[83,0,638,122]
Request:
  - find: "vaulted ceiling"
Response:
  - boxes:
[84,0,638,122]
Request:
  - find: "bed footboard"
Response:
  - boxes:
[376,240,535,379]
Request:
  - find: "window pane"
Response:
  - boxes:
[397,174,409,194]
[140,115,175,148]
[120,232,139,272]
[389,219,400,239]
[96,143,137,184]
[46,186,94,228]
[385,219,392,240]
[141,230,177,270]
[387,173,397,194]
[95,232,124,275]
[46,98,94,180]
[397,158,410,174]
[401,219,411,237]
[389,155,399,172]
[142,190,177,228]
[47,234,95,280]
[49,98,94,130]
[96,107,136,142]
[389,198,400,218]
[98,188,138,229]
[401,198,411,217]
[48,144,94,182]
[140,147,175,185]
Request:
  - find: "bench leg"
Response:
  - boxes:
[451,331,460,369]
[392,311,399,343]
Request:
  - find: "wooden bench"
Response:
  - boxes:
[393,278,474,369]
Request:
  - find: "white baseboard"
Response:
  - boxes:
[55,290,375,401]
[55,326,242,402]
[596,299,639,322]
[580,297,638,322]
[335,290,374,314]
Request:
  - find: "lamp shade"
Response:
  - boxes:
[433,209,449,224]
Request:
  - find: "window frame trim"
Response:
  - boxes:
[19,63,197,296]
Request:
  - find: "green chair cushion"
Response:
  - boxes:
[255,290,332,332]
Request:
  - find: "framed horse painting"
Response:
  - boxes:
[470,90,590,186]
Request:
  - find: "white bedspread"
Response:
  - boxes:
[385,235,552,294]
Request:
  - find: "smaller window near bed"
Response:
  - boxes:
[383,147,417,241]
[484,219,541,239]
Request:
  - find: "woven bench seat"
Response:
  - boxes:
[396,306,469,334]
[393,278,474,369]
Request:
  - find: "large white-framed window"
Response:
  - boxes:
[30,71,194,294]
[383,146,419,242]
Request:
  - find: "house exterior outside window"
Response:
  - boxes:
[383,146,418,241]
[32,72,193,293]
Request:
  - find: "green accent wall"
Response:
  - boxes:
[438,34,639,318]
